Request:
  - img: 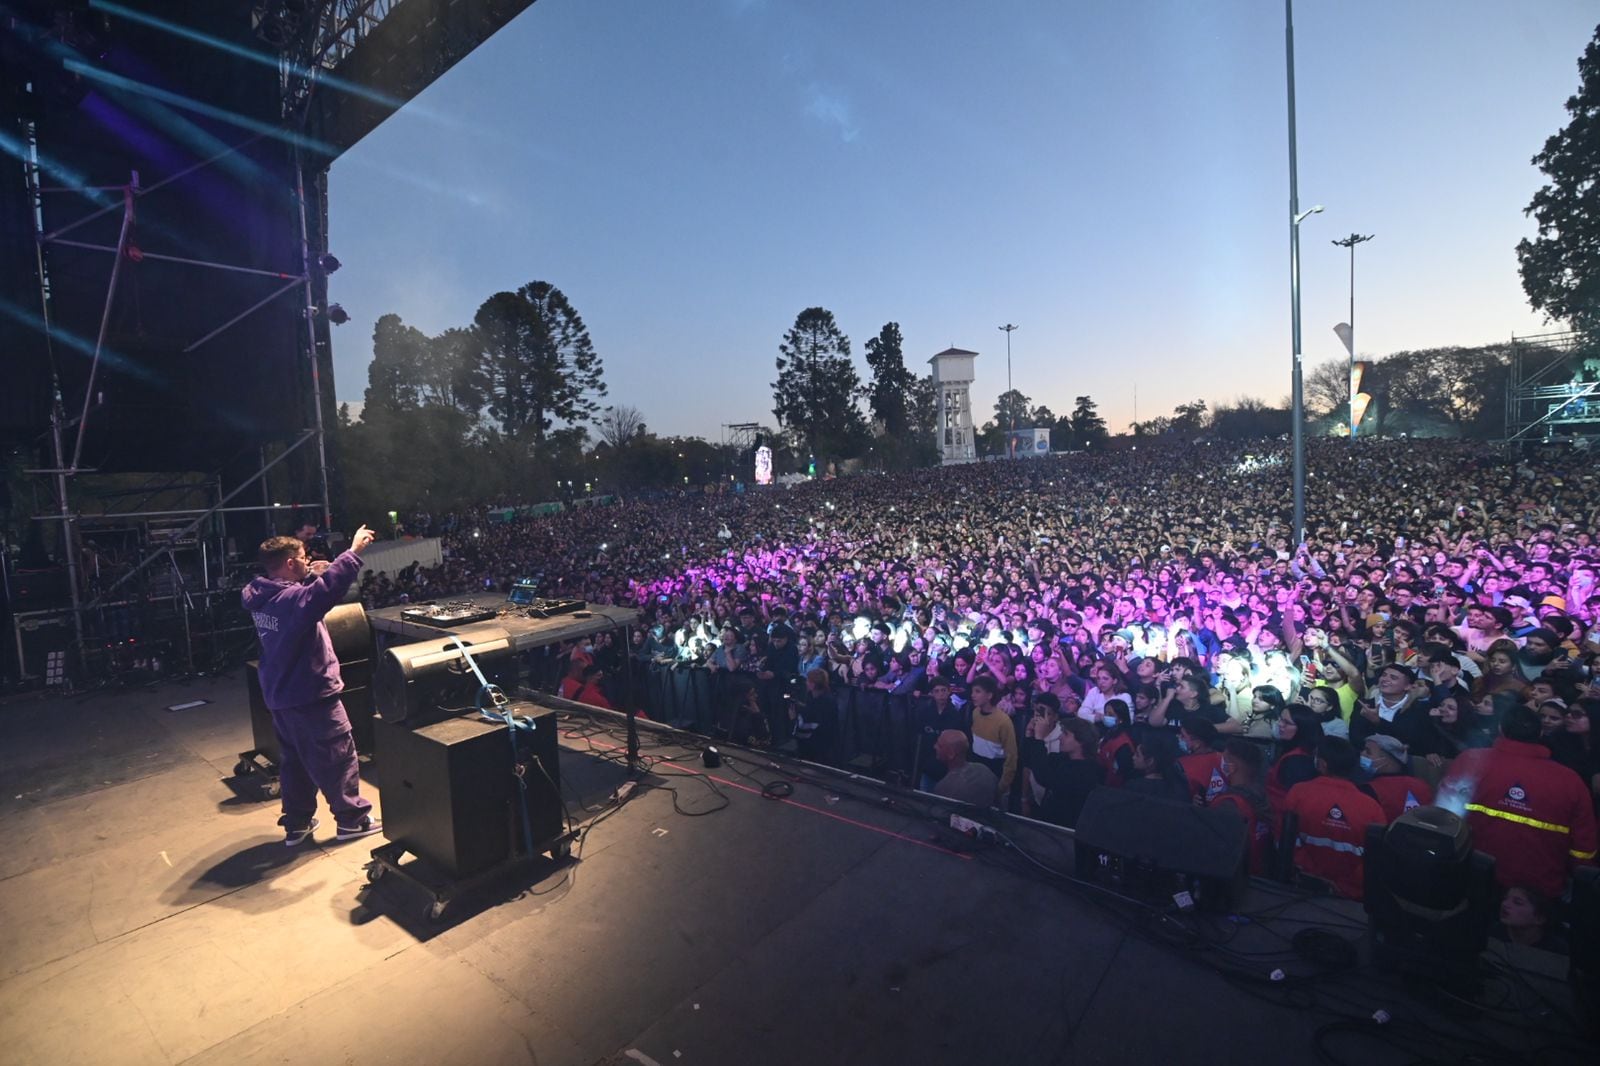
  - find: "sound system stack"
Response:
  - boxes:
[1072,788,1249,912]
[373,702,562,879]
[369,629,569,885]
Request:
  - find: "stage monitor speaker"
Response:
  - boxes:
[1073,787,1249,912]
[374,628,516,725]
[374,703,562,880]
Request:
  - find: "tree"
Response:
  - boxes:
[1170,399,1209,435]
[1211,396,1290,439]
[1372,344,1511,433]
[1305,357,1350,416]
[1131,415,1172,436]
[772,307,868,462]
[1517,26,1600,331]
[994,389,1033,433]
[422,327,483,414]
[862,322,916,435]
[470,281,606,443]
[1030,404,1056,427]
[907,373,937,436]
[1068,395,1109,448]
[596,404,647,448]
[363,313,430,416]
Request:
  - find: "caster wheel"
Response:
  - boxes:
[232,760,252,777]
[427,900,448,922]
[365,864,385,884]
[263,779,280,799]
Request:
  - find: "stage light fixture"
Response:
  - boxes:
[1363,806,1495,994]
[317,253,341,274]
[325,303,349,325]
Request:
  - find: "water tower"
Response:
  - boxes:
[930,347,978,464]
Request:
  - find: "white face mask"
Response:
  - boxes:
[1271,719,1288,741]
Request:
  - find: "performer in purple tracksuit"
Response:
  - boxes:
[242,524,382,846]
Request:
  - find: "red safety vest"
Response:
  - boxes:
[1099,731,1134,787]
[1440,737,1599,898]
[1266,750,1314,815]
[1282,776,1388,900]
[1211,788,1273,876]
[1366,774,1434,824]
[1179,750,1226,803]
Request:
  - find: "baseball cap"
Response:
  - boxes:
[1368,734,1409,761]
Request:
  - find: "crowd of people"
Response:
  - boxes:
[349,436,1600,936]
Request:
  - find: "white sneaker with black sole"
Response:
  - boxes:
[334,816,382,842]
[283,817,319,847]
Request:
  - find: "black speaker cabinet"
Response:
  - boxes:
[1073,787,1249,912]
[374,703,563,880]
[373,628,515,725]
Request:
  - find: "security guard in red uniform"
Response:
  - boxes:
[1361,734,1435,823]
[1439,705,1598,900]
[1282,737,1388,900]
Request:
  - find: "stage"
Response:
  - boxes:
[0,674,1591,1065]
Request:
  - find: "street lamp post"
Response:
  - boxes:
[1332,232,1374,439]
[999,323,1018,457]
[1285,0,1321,546]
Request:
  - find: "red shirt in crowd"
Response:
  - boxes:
[1282,776,1388,900]
[1440,737,1598,899]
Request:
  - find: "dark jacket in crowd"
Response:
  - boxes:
[1020,739,1105,828]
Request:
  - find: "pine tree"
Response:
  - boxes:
[1517,25,1600,331]
[772,307,867,462]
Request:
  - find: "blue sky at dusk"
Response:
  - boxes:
[327,0,1597,438]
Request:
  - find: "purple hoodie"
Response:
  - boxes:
[241,550,364,712]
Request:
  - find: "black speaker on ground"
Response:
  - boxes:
[374,703,562,880]
[244,603,377,762]
[1073,787,1249,912]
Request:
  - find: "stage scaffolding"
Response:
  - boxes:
[1505,329,1600,442]
[7,2,540,688]
[15,122,336,686]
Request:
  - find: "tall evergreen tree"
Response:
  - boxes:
[862,321,915,434]
[772,307,867,461]
[1517,25,1600,331]
[470,281,606,442]
[1069,395,1108,447]
[363,313,430,416]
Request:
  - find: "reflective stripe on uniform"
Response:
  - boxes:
[1464,803,1570,836]
[1571,848,1597,860]
[1297,833,1364,856]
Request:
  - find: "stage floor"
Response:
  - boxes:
[0,673,1590,1065]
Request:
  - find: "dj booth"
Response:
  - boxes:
[241,590,638,920]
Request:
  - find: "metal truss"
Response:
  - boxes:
[1505,330,1600,441]
[279,0,402,117]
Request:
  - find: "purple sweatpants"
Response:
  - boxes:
[271,694,372,829]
